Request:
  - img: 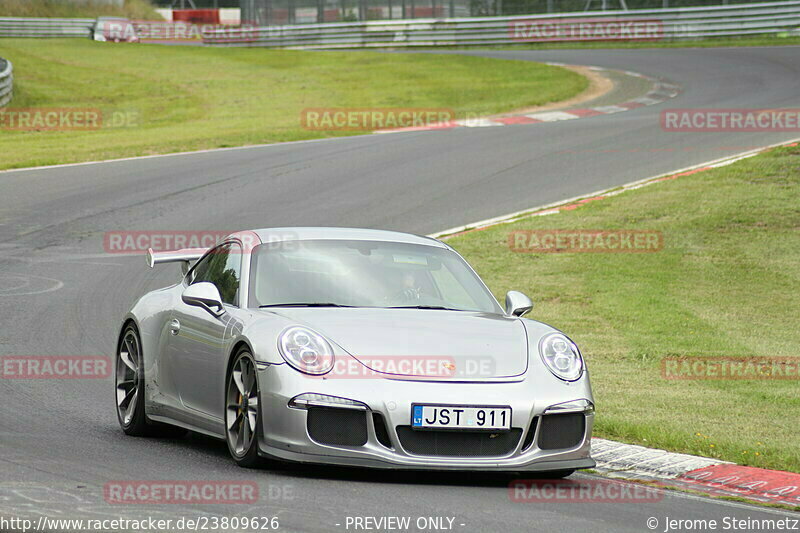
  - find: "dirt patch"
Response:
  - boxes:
[494,65,615,117]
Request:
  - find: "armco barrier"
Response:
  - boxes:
[0,58,12,108]
[202,0,800,48]
[0,17,95,38]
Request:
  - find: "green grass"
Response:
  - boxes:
[0,39,585,170]
[0,0,161,19]
[447,145,800,473]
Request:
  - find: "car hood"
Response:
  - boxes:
[261,308,529,381]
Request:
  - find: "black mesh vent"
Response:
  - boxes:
[372,412,393,449]
[396,427,522,457]
[521,417,538,451]
[307,407,368,446]
[538,413,586,450]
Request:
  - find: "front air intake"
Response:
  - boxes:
[372,412,393,449]
[537,413,585,450]
[307,407,368,446]
[521,417,538,452]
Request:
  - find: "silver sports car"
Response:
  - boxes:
[115,227,595,474]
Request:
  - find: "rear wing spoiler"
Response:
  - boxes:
[146,247,206,275]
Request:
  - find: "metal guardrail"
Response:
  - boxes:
[203,0,800,48]
[0,17,95,38]
[0,58,12,108]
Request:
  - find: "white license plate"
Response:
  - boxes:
[411,404,511,431]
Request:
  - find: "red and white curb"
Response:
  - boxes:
[376,65,681,134]
[593,438,800,508]
[591,437,728,479]
[673,464,800,507]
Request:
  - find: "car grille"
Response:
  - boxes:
[537,413,586,450]
[395,426,523,457]
[307,407,368,446]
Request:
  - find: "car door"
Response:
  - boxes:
[165,241,244,420]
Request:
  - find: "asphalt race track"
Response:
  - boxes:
[1,47,799,532]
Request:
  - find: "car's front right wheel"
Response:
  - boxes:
[225,349,263,468]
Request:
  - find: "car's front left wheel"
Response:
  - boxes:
[225,349,263,468]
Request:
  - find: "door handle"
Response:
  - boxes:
[169,319,181,336]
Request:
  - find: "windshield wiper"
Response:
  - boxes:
[386,305,464,311]
[259,303,354,308]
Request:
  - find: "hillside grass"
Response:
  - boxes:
[0,38,586,170]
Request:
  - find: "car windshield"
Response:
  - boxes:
[248,239,503,313]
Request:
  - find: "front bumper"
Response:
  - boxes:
[256,363,595,471]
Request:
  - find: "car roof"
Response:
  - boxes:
[248,227,447,249]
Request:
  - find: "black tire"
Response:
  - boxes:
[115,323,187,438]
[225,349,263,468]
[115,324,149,436]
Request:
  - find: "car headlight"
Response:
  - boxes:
[539,332,583,381]
[278,326,334,375]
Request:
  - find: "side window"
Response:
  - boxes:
[188,254,212,285]
[190,243,242,306]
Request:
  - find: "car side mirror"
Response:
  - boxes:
[505,290,533,317]
[182,282,225,317]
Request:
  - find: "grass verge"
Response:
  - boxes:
[447,144,800,473]
[0,0,160,19]
[0,38,585,170]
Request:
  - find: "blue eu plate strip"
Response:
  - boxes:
[412,405,423,427]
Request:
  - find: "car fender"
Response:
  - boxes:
[119,284,181,406]
[520,318,594,410]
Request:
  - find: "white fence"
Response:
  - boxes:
[0,58,12,108]
[0,2,797,46]
[203,0,800,48]
[0,17,95,38]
